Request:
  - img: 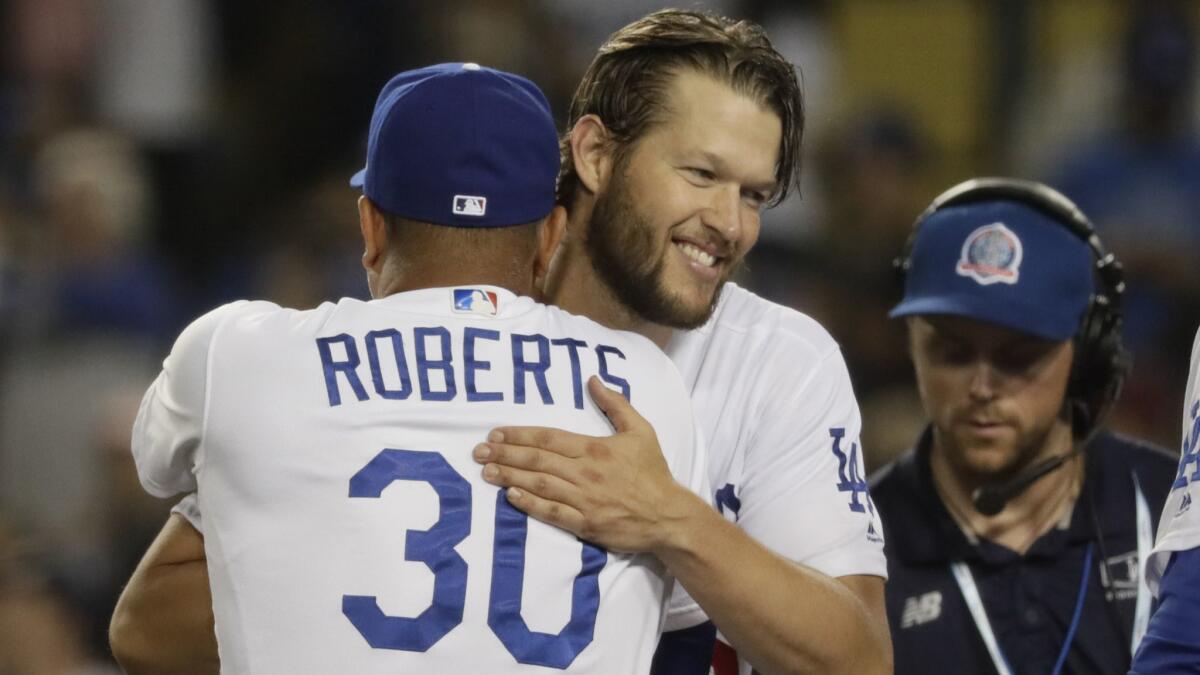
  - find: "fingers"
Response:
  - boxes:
[473,442,577,478]
[503,487,587,537]
[481,461,582,509]
[587,376,647,434]
[485,426,588,458]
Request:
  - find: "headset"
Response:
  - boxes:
[896,177,1129,439]
[895,178,1131,514]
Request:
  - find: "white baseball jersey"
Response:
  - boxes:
[662,284,887,671]
[1145,324,1200,597]
[132,286,707,674]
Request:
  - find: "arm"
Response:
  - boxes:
[475,377,892,675]
[110,513,218,675]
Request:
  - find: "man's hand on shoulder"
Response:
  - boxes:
[473,375,704,553]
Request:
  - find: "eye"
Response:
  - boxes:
[685,167,717,183]
[741,189,770,209]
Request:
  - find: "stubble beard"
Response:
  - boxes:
[584,173,733,330]
[940,413,1060,487]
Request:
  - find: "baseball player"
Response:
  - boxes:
[1131,324,1200,672]
[472,10,890,675]
[111,11,891,675]
[118,63,707,674]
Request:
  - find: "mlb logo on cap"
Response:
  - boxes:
[453,195,487,217]
[453,288,499,316]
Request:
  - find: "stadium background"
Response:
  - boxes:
[1,0,1198,670]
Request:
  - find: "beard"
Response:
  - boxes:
[938,412,1061,487]
[584,171,736,329]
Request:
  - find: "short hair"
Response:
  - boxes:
[558,8,804,208]
[379,208,541,264]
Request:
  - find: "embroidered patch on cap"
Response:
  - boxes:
[452,195,487,216]
[453,288,498,315]
[955,222,1023,285]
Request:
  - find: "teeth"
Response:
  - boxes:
[677,242,716,267]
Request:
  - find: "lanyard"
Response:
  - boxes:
[949,473,1154,674]
[951,544,1093,675]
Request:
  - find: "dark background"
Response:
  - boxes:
[1,1,1197,670]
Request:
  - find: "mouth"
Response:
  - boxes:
[672,238,725,279]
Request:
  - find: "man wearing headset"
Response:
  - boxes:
[869,178,1178,675]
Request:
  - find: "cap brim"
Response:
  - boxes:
[349,168,367,188]
[888,295,1078,341]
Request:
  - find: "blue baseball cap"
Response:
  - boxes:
[890,198,1095,341]
[349,62,558,228]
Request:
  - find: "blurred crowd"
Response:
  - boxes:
[0,0,1197,671]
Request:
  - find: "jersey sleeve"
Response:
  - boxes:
[131,301,247,498]
[738,347,887,579]
[1146,325,1200,596]
[172,492,203,532]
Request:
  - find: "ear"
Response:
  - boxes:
[534,205,568,288]
[358,196,388,272]
[569,114,615,195]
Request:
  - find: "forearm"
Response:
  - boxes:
[110,514,218,674]
[655,490,892,675]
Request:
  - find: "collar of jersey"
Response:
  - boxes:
[369,285,532,318]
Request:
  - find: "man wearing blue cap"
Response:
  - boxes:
[111,63,711,673]
[869,178,1177,675]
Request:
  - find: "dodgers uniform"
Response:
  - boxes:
[133,286,707,674]
[1131,325,1200,673]
[663,283,888,674]
[1144,325,1200,595]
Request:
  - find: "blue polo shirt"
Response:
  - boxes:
[870,430,1176,675]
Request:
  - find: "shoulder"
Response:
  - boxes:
[674,283,847,389]
[1090,430,1179,500]
[868,447,922,510]
[706,283,842,358]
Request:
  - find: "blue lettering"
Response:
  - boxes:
[317,334,369,406]
[715,483,742,519]
[464,328,503,403]
[595,345,630,402]
[512,334,553,405]
[830,428,873,515]
[365,329,412,400]
[1174,399,1200,489]
[551,338,588,410]
[415,327,456,402]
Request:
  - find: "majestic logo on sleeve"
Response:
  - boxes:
[452,194,487,216]
[955,222,1023,285]
[453,288,499,316]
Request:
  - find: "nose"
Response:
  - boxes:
[703,184,743,244]
[967,360,998,402]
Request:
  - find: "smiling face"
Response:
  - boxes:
[584,70,782,328]
[908,315,1075,483]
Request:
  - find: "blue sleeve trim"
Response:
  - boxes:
[1131,548,1200,673]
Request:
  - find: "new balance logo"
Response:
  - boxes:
[1181,492,1193,515]
[901,591,942,628]
[453,195,487,216]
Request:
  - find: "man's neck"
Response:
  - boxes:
[930,421,1083,555]
[374,259,531,300]
[544,230,674,348]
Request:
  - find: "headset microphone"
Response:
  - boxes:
[971,446,1084,516]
